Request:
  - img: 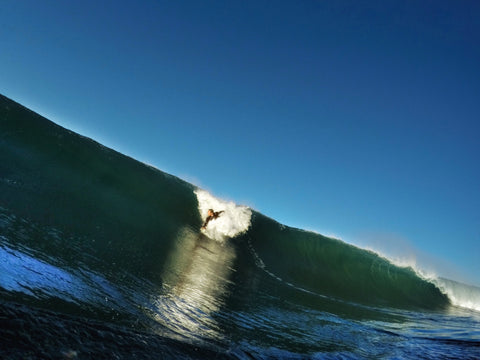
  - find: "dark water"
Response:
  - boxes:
[1,94,479,359]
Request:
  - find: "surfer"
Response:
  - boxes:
[201,209,224,230]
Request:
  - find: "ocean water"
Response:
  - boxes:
[1,94,479,359]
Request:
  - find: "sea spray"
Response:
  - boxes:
[356,243,480,312]
[195,189,252,241]
[434,278,480,312]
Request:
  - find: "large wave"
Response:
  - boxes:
[1,93,479,322]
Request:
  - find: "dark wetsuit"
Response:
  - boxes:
[202,211,224,229]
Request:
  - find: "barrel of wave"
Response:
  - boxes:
[194,189,252,242]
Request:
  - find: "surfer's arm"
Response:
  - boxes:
[201,211,224,229]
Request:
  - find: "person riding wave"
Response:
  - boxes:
[201,209,224,230]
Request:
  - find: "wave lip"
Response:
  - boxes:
[434,278,480,312]
[335,243,480,313]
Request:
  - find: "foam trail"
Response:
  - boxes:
[194,189,252,241]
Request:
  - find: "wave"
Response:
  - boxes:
[242,212,451,310]
[434,278,480,312]
[351,245,480,312]
[1,93,479,322]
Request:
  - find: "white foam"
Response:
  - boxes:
[194,189,252,241]
[432,278,480,312]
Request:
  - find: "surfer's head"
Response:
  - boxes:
[208,209,214,216]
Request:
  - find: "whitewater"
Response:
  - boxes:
[195,189,252,241]
[1,94,479,359]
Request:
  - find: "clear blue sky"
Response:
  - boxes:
[1,1,479,285]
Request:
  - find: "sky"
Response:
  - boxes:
[1,0,479,286]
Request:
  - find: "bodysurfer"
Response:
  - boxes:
[201,209,224,230]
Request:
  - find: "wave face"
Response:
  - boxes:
[1,94,479,359]
[245,213,450,309]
